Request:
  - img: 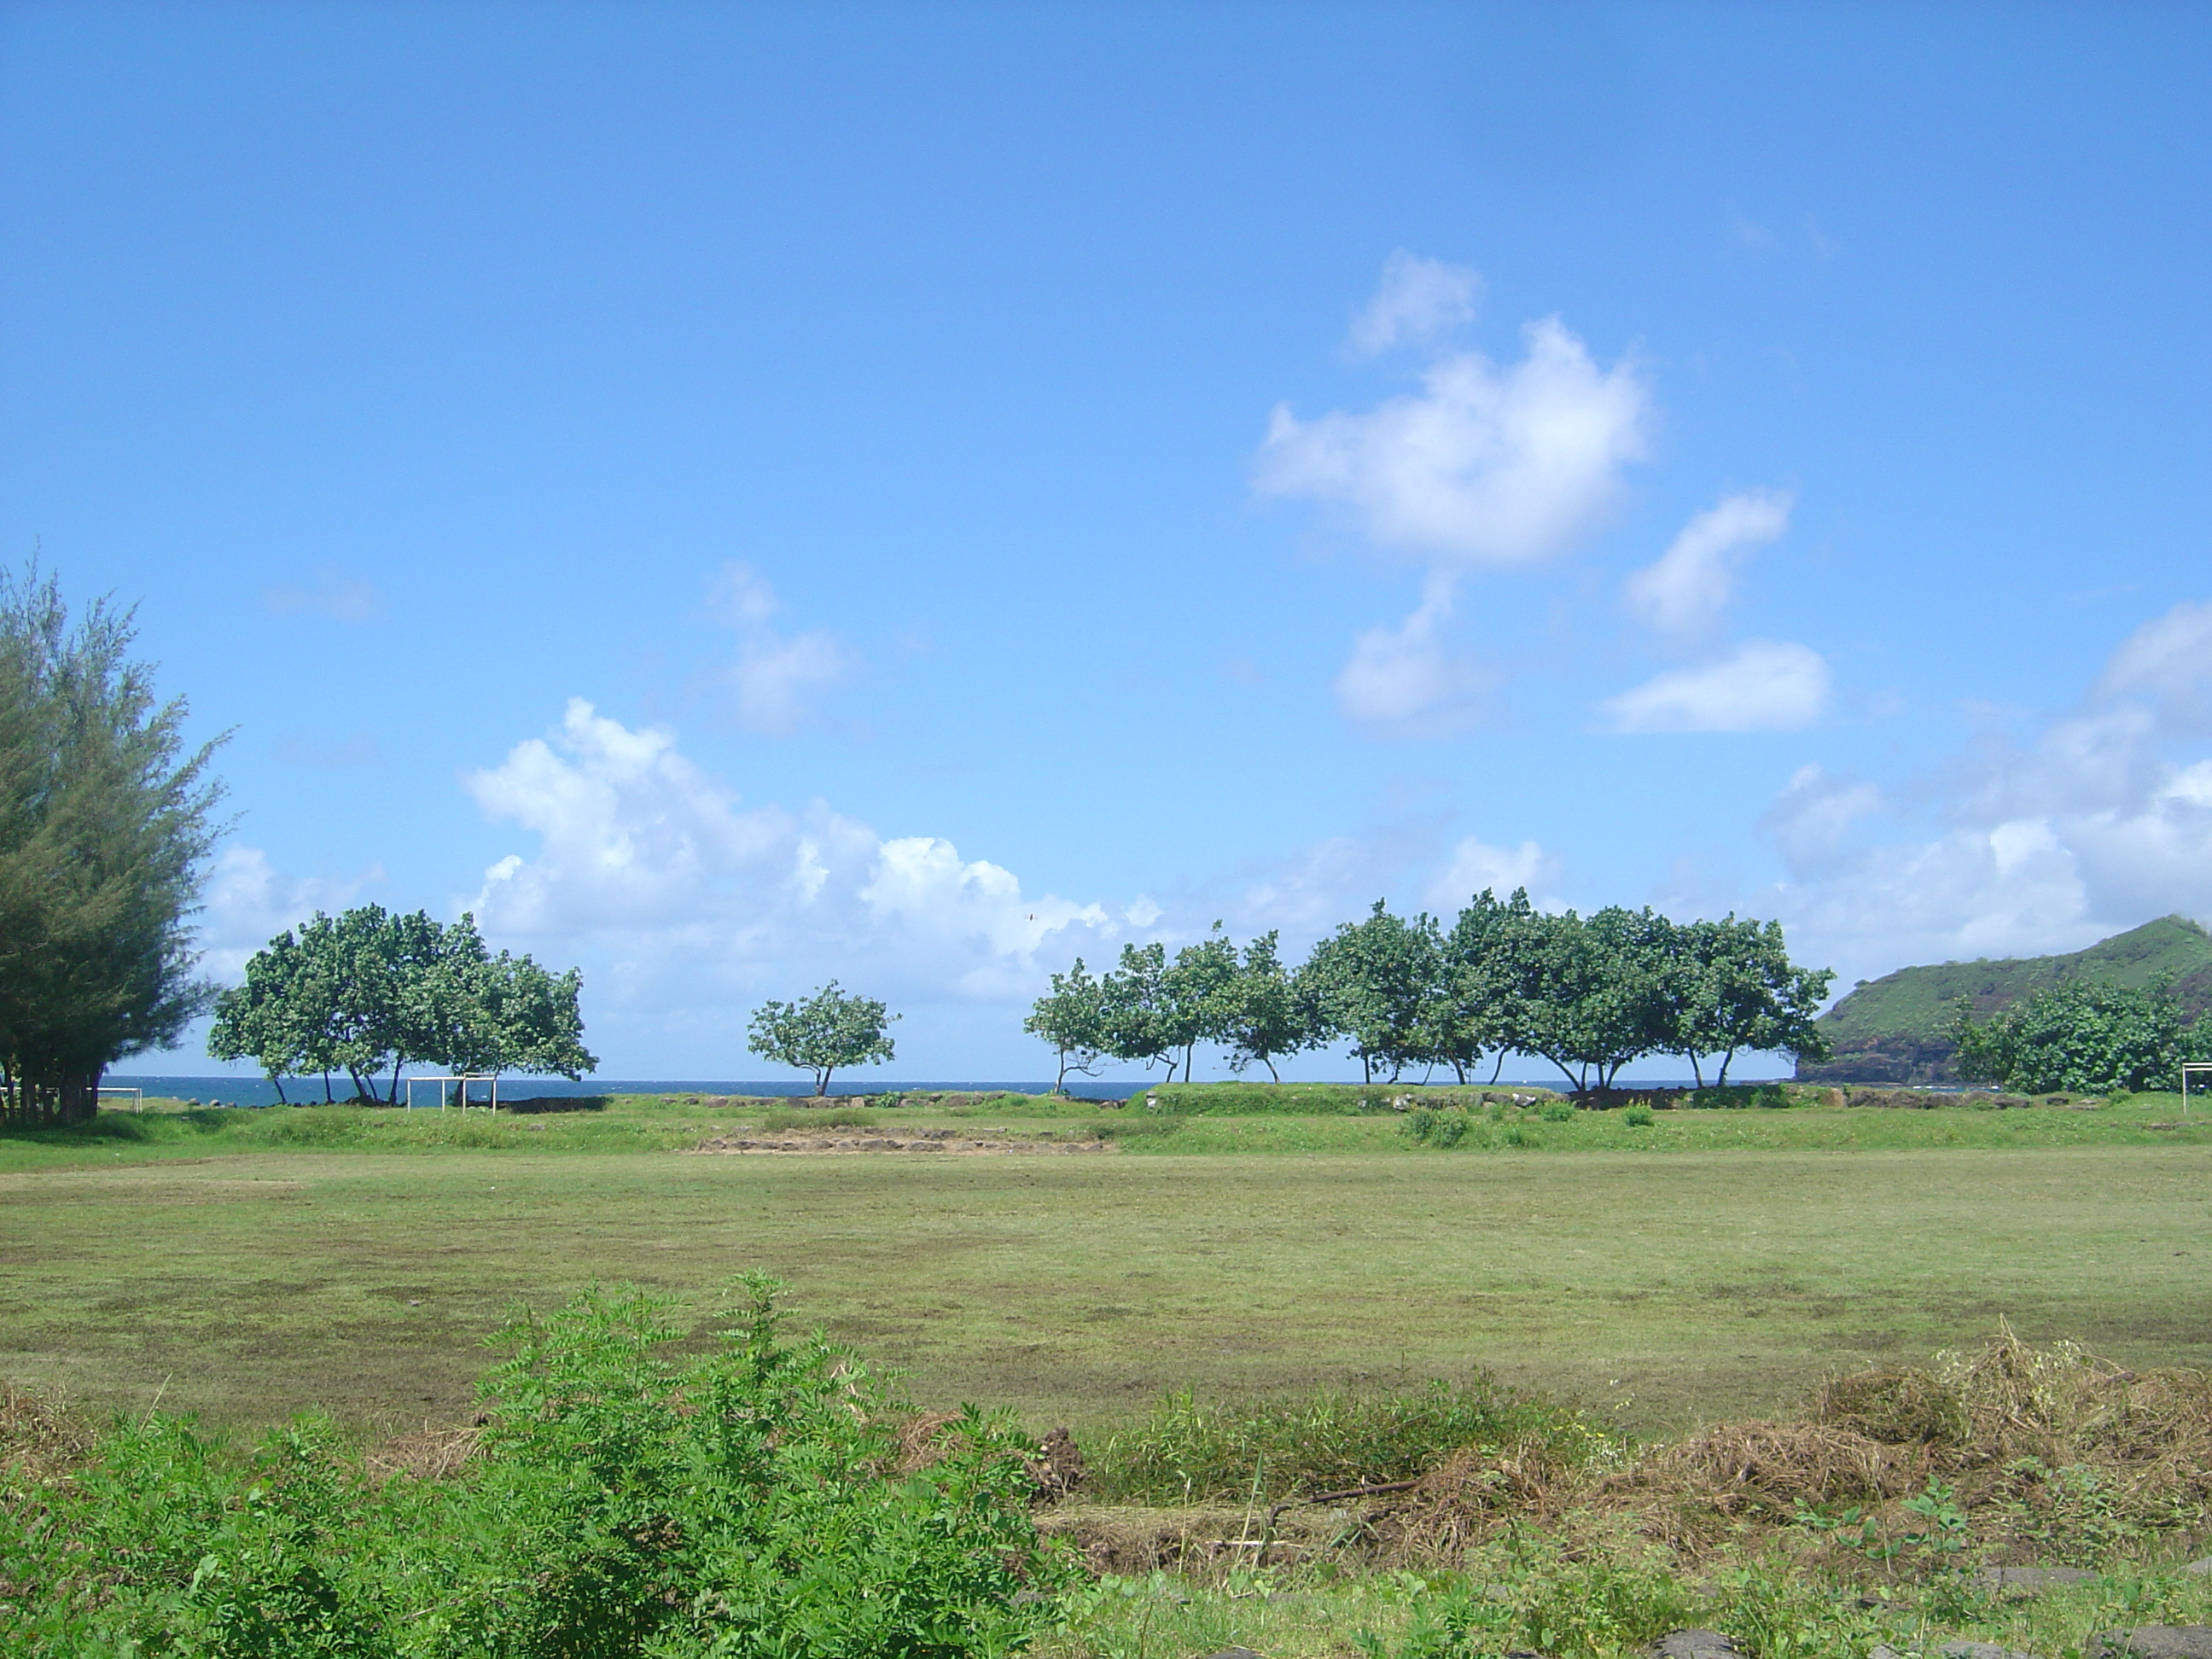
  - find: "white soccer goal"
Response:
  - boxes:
[2182,1062,2212,1118]
[97,1086,144,1114]
[405,1074,502,1112]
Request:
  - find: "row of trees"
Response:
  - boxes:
[1950,981,2210,1095]
[208,905,595,1102]
[0,571,224,1126]
[1025,891,1833,1092]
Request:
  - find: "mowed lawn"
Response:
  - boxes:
[6,1138,2211,1440]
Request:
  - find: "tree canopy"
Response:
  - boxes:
[0,568,225,1126]
[207,906,596,1103]
[746,981,898,1096]
[1027,891,1832,1090]
[1948,980,2206,1095]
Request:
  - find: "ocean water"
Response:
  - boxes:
[100,1073,1758,1109]
[102,1075,1157,1109]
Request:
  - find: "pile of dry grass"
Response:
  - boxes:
[364,1423,484,1483]
[0,1381,93,1490]
[1345,1326,2212,1570]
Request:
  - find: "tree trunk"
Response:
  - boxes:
[1717,1050,1735,1086]
[1689,1053,1705,1088]
[388,1056,405,1105]
[57,1068,101,1125]
[1263,1055,1280,1083]
[273,1074,289,1104]
[321,1071,334,1103]
[1487,1052,1505,1085]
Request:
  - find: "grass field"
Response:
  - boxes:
[6,1091,2212,1444]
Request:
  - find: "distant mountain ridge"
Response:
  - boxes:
[1795,915,2212,1086]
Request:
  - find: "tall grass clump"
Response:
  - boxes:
[1091,1378,1619,1505]
[0,1280,1068,1657]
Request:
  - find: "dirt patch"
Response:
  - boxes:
[688,1126,1113,1156]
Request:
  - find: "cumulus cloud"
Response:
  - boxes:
[1601,640,1831,733]
[1333,585,1492,737]
[1758,765,1883,876]
[1623,488,1793,637]
[1256,314,1650,567]
[261,568,384,624]
[1754,601,2212,988]
[2092,597,2212,731]
[196,846,383,977]
[1347,251,1481,357]
[1425,836,1561,911]
[463,699,1121,1009]
[708,563,852,736]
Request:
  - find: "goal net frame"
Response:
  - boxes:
[405,1074,502,1112]
[2182,1062,2212,1118]
[98,1086,144,1114]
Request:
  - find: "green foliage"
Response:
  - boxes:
[1024,957,1108,1092]
[1401,1105,1472,1146]
[0,566,225,1126]
[1220,929,1327,1082]
[1622,1102,1656,1126]
[1948,980,2203,1094]
[0,1282,1067,1656]
[208,906,596,1103]
[1090,1379,1615,1505]
[1307,902,1448,1084]
[747,980,899,1095]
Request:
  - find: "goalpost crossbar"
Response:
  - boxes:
[97,1086,145,1115]
[2182,1062,2212,1118]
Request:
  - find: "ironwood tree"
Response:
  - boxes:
[0,568,224,1126]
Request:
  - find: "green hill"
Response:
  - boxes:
[1796,914,2212,1085]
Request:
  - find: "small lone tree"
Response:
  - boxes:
[748,981,898,1097]
[1023,958,1106,1094]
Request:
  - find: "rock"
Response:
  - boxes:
[1940,1643,2046,1659]
[2182,1558,2212,1575]
[1976,1564,2099,1593]
[1196,1650,1269,1659]
[1655,1633,1743,1658]
[2095,1632,2212,1658]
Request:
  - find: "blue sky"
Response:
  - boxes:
[5,2,2210,1082]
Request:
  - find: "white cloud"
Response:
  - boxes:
[1255,314,1650,567]
[1752,602,2212,989]
[1601,640,1830,733]
[2092,597,2212,730]
[1333,585,1491,738]
[1758,764,1883,876]
[1425,836,1561,911]
[1623,488,1793,637]
[261,568,384,624]
[1347,251,1481,357]
[708,563,853,736]
[463,699,1121,1009]
[196,846,382,977]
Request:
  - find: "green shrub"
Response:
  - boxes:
[1690,1083,1793,1110]
[1623,1103,1656,1127]
[1540,1099,1576,1123]
[0,1281,1067,1657]
[1402,1107,1471,1147]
